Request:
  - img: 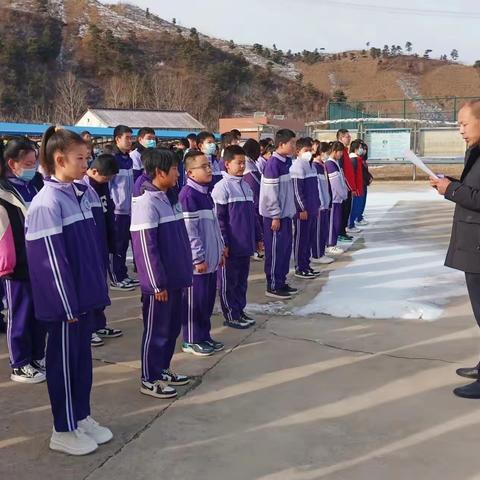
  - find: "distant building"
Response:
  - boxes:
[76,108,205,132]
[219,113,306,140]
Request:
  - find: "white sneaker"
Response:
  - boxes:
[346,226,362,233]
[11,364,46,384]
[91,332,104,348]
[50,428,98,455]
[251,251,264,262]
[311,256,335,265]
[78,416,113,445]
[356,219,369,226]
[325,246,344,255]
[110,281,135,292]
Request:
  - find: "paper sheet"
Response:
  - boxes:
[404,151,439,179]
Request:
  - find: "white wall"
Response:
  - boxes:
[76,111,106,128]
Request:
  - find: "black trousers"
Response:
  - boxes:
[465,272,480,328]
[340,191,352,236]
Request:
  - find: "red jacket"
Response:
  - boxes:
[351,153,365,197]
[341,149,357,195]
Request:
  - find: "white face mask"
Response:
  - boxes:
[358,148,365,156]
[300,152,312,162]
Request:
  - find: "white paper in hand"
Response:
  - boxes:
[404,151,439,179]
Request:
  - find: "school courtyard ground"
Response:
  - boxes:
[2,181,480,480]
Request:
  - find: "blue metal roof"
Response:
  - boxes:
[0,122,216,139]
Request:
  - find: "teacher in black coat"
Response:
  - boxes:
[431,99,480,399]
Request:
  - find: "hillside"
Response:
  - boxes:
[0,0,322,129]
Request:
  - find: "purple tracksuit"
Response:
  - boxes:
[130,182,192,381]
[180,178,224,343]
[78,176,116,331]
[325,158,348,247]
[243,157,264,242]
[312,162,331,259]
[109,148,134,283]
[25,178,110,432]
[212,173,260,322]
[290,158,320,272]
[1,175,46,369]
[209,155,223,190]
[259,153,296,291]
[130,147,144,182]
[256,155,267,175]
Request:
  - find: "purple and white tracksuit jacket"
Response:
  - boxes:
[25,178,110,432]
[109,149,134,282]
[325,158,348,246]
[212,172,260,322]
[259,153,296,291]
[243,157,263,243]
[131,182,193,380]
[179,178,224,344]
[290,157,320,272]
[312,161,331,258]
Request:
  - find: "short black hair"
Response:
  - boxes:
[242,139,261,160]
[275,129,296,148]
[113,125,133,139]
[350,139,363,153]
[231,129,241,139]
[177,138,190,149]
[336,129,349,140]
[330,141,345,152]
[1,137,36,178]
[196,131,215,146]
[223,145,246,163]
[296,137,313,150]
[143,148,179,177]
[137,127,156,139]
[259,138,271,151]
[318,141,331,154]
[80,131,92,138]
[89,154,119,176]
[184,149,206,170]
[221,131,236,148]
[187,133,198,141]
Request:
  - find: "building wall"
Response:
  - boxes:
[76,111,107,128]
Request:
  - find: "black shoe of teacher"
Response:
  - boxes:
[453,380,480,399]
[456,365,479,380]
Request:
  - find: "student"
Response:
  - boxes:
[347,139,366,233]
[220,132,237,163]
[81,131,95,164]
[25,127,112,455]
[80,154,126,348]
[311,142,334,265]
[325,141,349,256]
[336,129,358,242]
[196,131,222,189]
[174,138,189,188]
[131,149,192,399]
[129,127,157,182]
[242,139,264,261]
[0,138,46,383]
[186,133,198,152]
[259,129,297,299]
[180,150,225,356]
[290,137,321,279]
[257,140,274,175]
[231,129,242,144]
[109,125,138,290]
[356,141,372,226]
[212,145,263,329]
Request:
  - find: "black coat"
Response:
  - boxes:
[445,144,480,273]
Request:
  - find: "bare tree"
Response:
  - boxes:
[105,76,125,108]
[54,72,87,125]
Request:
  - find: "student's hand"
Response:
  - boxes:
[271,218,281,231]
[299,211,308,221]
[256,241,264,252]
[155,290,168,303]
[224,247,229,258]
[67,318,79,324]
[430,176,451,195]
[195,262,208,274]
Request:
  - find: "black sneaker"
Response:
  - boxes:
[96,327,123,338]
[124,277,140,287]
[453,380,480,399]
[182,342,215,357]
[265,288,292,300]
[294,270,317,279]
[140,380,177,399]
[205,339,225,352]
[11,364,46,384]
[284,284,299,295]
[224,318,250,329]
[160,369,190,386]
[31,358,46,373]
[240,312,256,326]
[91,332,104,347]
[338,234,353,242]
[308,268,321,277]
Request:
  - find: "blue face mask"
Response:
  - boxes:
[144,139,157,149]
[17,168,37,182]
[204,143,217,156]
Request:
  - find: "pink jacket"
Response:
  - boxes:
[0,189,19,277]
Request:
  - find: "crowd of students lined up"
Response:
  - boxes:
[0,125,371,456]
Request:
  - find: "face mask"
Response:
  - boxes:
[357,148,365,156]
[143,139,157,149]
[17,168,37,182]
[300,152,312,162]
[204,143,217,156]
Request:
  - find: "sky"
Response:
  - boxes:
[104,0,480,64]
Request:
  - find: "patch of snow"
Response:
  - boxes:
[294,188,465,321]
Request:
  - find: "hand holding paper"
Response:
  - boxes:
[404,151,439,179]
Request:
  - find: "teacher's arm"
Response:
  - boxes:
[441,179,480,212]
